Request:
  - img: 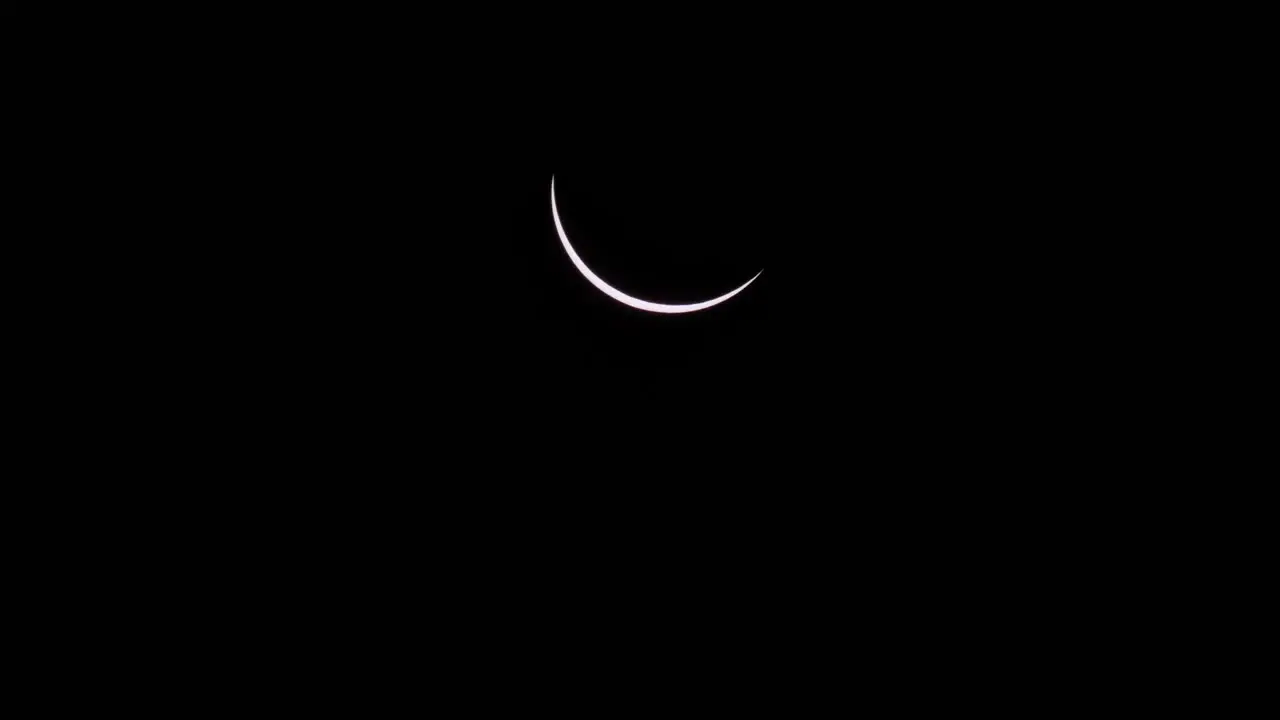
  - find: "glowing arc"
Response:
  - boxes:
[551,175,762,314]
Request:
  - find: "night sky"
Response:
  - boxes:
[6,12,1144,668]
[37,9,1104,556]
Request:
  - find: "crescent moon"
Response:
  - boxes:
[551,175,762,314]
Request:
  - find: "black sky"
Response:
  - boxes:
[41,8,1108,497]
[3,11,1171,668]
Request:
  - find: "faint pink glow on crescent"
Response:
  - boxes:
[551,175,762,314]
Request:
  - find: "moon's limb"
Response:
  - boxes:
[551,176,762,314]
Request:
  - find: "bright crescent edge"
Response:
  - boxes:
[551,175,762,314]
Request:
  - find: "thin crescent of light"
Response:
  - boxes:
[551,175,762,314]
